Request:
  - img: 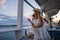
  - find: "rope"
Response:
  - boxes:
[24,0,35,9]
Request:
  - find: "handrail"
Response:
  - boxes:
[24,0,35,9]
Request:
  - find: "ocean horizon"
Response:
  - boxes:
[0,25,32,40]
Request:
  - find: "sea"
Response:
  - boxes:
[0,25,32,40]
[0,17,33,40]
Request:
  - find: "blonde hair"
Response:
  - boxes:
[33,8,43,27]
[33,8,42,19]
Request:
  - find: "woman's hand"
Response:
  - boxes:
[27,18,34,25]
[27,18,31,22]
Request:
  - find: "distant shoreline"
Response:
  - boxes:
[0,25,17,27]
[0,25,31,27]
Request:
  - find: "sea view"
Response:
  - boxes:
[0,13,32,40]
[0,25,32,40]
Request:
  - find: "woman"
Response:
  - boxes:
[28,8,51,40]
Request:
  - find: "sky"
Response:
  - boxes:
[0,0,40,18]
[23,0,40,18]
[0,0,18,17]
[0,0,40,25]
[0,0,60,23]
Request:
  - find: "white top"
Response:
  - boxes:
[32,19,40,26]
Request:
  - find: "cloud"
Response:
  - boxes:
[0,0,6,9]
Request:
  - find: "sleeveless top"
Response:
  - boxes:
[32,19,40,26]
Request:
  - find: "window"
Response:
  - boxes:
[0,0,18,26]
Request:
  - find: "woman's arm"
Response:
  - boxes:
[27,18,35,25]
[27,18,37,28]
[27,18,33,24]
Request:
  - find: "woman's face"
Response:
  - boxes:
[33,13,38,19]
[33,10,40,19]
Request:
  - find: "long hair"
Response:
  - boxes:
[33,8,43,27]
[37,11,42,21]
[33,8,43,21]
[37,11,43,27]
